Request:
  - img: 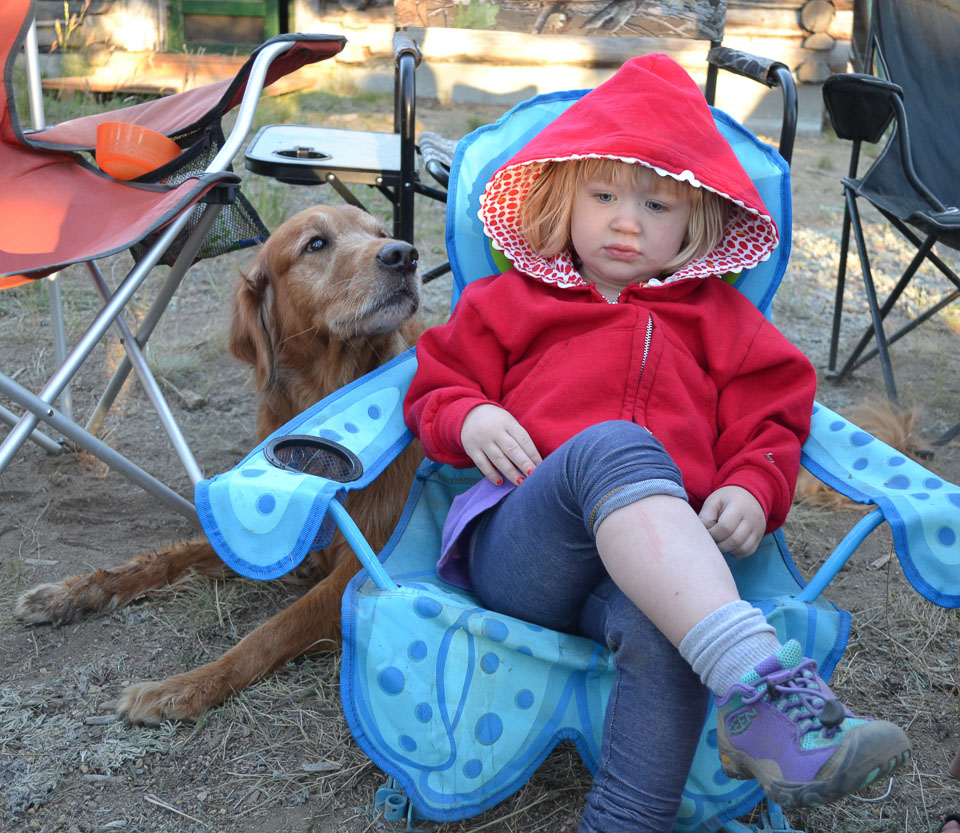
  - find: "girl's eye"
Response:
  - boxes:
[595,192,615,203]
[646,200,666,212]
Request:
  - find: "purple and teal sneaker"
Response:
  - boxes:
[716,640,911,809]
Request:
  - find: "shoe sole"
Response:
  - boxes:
[718,721,912,809]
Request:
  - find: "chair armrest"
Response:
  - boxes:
[708,46,797,164]
[418,131,456,188]
[824,73,950,222]
[800,401,960,607]
[709,46,788,89]
[393,30,422,66]
[822,73,902,143]
[195,348,418,581]
[25,35,346,153]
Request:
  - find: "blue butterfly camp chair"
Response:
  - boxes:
[195,91,960,832]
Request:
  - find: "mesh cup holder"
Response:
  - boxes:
[264,435,363,482]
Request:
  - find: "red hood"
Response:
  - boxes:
[479,53,779,290]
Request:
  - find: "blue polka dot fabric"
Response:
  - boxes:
[341,462,849,830]
[194,349,418,580]
[802,402,960,608]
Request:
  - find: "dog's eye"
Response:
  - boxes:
[304,237,327,253]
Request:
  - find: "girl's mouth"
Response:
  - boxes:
[604,245,641,262]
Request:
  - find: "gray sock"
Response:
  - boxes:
[678,600,782,697]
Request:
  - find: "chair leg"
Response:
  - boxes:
[843,234,932,363]
[933,421,960,447]
[849,223,960,366]
[828,196,854,374]
[86,261,204,485]
[395,47,417,244]
[86,204,223,448]
[46,274,73,422]
[0,401,62,453]
[836,190,899,401]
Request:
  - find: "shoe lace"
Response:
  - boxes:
[743,658,840,738]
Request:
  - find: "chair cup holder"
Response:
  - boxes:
[275,147,332,161]
[264,435,363,482]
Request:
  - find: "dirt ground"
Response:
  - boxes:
[1,89,959,833]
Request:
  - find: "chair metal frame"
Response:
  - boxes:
[0,0,344,520]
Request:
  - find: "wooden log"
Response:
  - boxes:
[802,31,835,51]
[796,53,831,82]
[396,0,727,40]
[726,7,821,38]
[800,0,836,33]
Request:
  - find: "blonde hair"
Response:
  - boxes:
[520,158,729,275]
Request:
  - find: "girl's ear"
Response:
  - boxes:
[229,255,277,391]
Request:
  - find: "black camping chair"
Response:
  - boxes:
[822,0,960,444]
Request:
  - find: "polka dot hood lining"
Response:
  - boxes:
[478,54,780,290]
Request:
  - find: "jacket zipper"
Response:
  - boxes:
[639,314,654,383]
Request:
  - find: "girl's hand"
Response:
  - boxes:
[698,485,766,558]
[461,404,542,486]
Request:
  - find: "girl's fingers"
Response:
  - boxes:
[471,452,506,485]
[484,443,526,485]
[504,429,541,477]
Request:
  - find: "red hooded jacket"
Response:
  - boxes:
[404,54,816,535]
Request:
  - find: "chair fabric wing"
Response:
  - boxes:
[801,402,960,608]
[195,349,418,580]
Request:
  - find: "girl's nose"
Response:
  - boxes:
[611,206,642,233]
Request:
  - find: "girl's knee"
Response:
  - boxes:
[573,420,656,449]
[566,421,677,469]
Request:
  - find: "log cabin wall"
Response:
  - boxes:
[28,1,855,132]
[292,0,855,132]
[30,2,853,77]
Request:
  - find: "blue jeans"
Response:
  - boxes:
[468,421,710,833]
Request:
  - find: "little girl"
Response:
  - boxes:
[404,54,909,832]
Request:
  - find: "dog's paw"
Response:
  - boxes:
[15,581,79,625]
[116,676,214,725]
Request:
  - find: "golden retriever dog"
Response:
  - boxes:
[15,204,426,724]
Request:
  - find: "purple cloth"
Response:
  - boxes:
[437,477,516,589]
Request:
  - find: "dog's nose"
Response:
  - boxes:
[377,241,419,274]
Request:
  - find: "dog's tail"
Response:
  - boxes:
[794,397,928,508]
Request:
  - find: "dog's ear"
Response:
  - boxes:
[230,256,277,391]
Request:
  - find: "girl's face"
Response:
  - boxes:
[570,173,692,299]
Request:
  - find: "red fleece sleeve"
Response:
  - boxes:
[404,291,509,466]
[710,318,817,532]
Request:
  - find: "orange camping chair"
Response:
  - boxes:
[0,0,345,520]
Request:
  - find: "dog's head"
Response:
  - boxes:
[230,204,421,392]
